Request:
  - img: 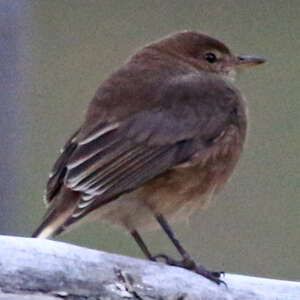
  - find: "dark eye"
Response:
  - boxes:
[205,52,217,63]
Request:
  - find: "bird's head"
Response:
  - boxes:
[151,30,265,81]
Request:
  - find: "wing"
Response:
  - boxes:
[46,129,80,204]
[66,121,195,220]
[47,74,241,229]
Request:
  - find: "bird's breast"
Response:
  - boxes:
[143,123,245,211]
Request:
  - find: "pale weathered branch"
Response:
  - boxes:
[0,235,299,300]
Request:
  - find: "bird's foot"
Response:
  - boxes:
[153,254,225,285]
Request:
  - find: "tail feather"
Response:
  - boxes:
[32,205,75,239]
[32,188,80,239]
[32,221,56,239]
[32,209,66,238]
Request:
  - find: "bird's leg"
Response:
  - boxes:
[130,219,223,285]
[131,230,155,261]
[154,214,224,285]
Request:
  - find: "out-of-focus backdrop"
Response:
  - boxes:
[1,0,299,280]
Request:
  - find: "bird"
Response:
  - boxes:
[32,30,265,284]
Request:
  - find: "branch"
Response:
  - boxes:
[0,235,299,300]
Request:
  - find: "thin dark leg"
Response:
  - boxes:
[156,214,190,260]
[131,230,155,261]
[155,214,224,285]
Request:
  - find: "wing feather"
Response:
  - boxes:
[43,74,241,233]
[71,143,177,219]
[46,129,79,203]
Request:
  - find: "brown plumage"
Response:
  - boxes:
[32,31,264,284]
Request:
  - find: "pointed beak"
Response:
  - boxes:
[235,55,266,68]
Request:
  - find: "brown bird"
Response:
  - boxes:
[32,31,265,284]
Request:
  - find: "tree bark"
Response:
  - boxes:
[0,235,299,300]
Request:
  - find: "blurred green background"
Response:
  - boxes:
[1,0,299,280]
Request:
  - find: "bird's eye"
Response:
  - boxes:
[205,53,217,63]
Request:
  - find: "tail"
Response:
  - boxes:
[32,205,74,238]
[32,187,80,238]
[32,218,57,238]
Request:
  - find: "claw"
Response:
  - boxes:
[153,254,178,265]
[194,265,226,286]
[152,253,226,286]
